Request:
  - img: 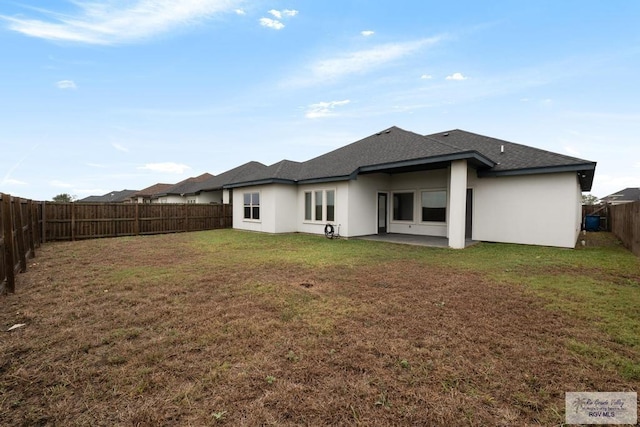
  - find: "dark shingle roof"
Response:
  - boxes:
[297,126,493,181]
[159,173,215,196]
[226,126,597,191]
[601,187,640,203]
[426,130,594,172]
[426,130,596,190]
[135,183,173,197]
[78,189,138,203]
[227,160,304,186]
[200,161,267,190]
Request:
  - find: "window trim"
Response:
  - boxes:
[420,189,448,223]
[243,191,261,222]
[391,191,415,222]
[303,188,337,223]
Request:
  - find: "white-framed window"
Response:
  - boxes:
[392,192,414,221]
[304,189,336,222]
[421,190,447,222]
[243,192,260,220]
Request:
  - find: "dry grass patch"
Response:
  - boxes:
[1,230,638,426]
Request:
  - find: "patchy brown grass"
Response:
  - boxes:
[1,231,637,426]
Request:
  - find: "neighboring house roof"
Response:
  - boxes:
[134,183,173,198]
[227,126,596,191]
[200,161,268,191]
[78,189,139,203]
[601,187,640,203]
[229,160,304,187]
[155,173,215,197]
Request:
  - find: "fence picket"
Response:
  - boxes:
[1,194,17,293]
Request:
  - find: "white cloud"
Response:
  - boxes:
[112,143,129,152]
[0,0,242,45]
[420,74,433,79]
[261,9,298,30]
[56,80,77,89]
[139,162,191,174]
[295,37,441,86]
[305,100,351,119]
[259,17,284,30]
[361,30,375,37]
[446,72,467,81]
[235,9,246,15]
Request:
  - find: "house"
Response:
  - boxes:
[600,188,640,205]
[197,161,268,204]
[78,189,139,203]
[146,163,267,204]
[131,183,174,203]
[225,127,596,249]
[151,173,214,203]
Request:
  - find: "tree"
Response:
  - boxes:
[52,193,76,203]
[581,194,599,205]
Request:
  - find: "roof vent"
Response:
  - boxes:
[385,129,391,134]
[443,132,449,137]
[500,145,504,154]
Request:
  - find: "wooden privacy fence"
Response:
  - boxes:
[609,201,640,256]
[0,194,42,294]
[44,202,233,241]
[1,193,233,294]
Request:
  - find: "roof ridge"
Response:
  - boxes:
[422,132,465,151]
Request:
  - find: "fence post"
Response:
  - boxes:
[184,203,189,232]
[14,197,27,273]
[71,202,76,241]
[2,194,16,293]
[134,203,140,236]
[26,199,36,258]
[41,201,47,243]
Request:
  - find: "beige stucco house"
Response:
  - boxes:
[225,127,596,248]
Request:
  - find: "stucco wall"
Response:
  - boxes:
[346,175,389,237]
[197,191,222,204]
[298,182,350,236]
[232,184,297,233]
[273,185,298,233]
[387,169,449,237]
[469,172,581,248]
[154,195,185,203]
[232,169,583,248]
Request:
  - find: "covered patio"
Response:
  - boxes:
[356,233,478,248]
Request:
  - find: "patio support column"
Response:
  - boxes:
[448,159,467,249]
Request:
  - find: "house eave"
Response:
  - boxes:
[297,175,353,185]
[358,151,496,174]
[478,162,597,191]
[224,178,297,189]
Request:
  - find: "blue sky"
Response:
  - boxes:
[1,0,638,201]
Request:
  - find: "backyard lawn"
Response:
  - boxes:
[1,230,639,426]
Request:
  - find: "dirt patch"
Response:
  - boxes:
[0,234,635,426]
